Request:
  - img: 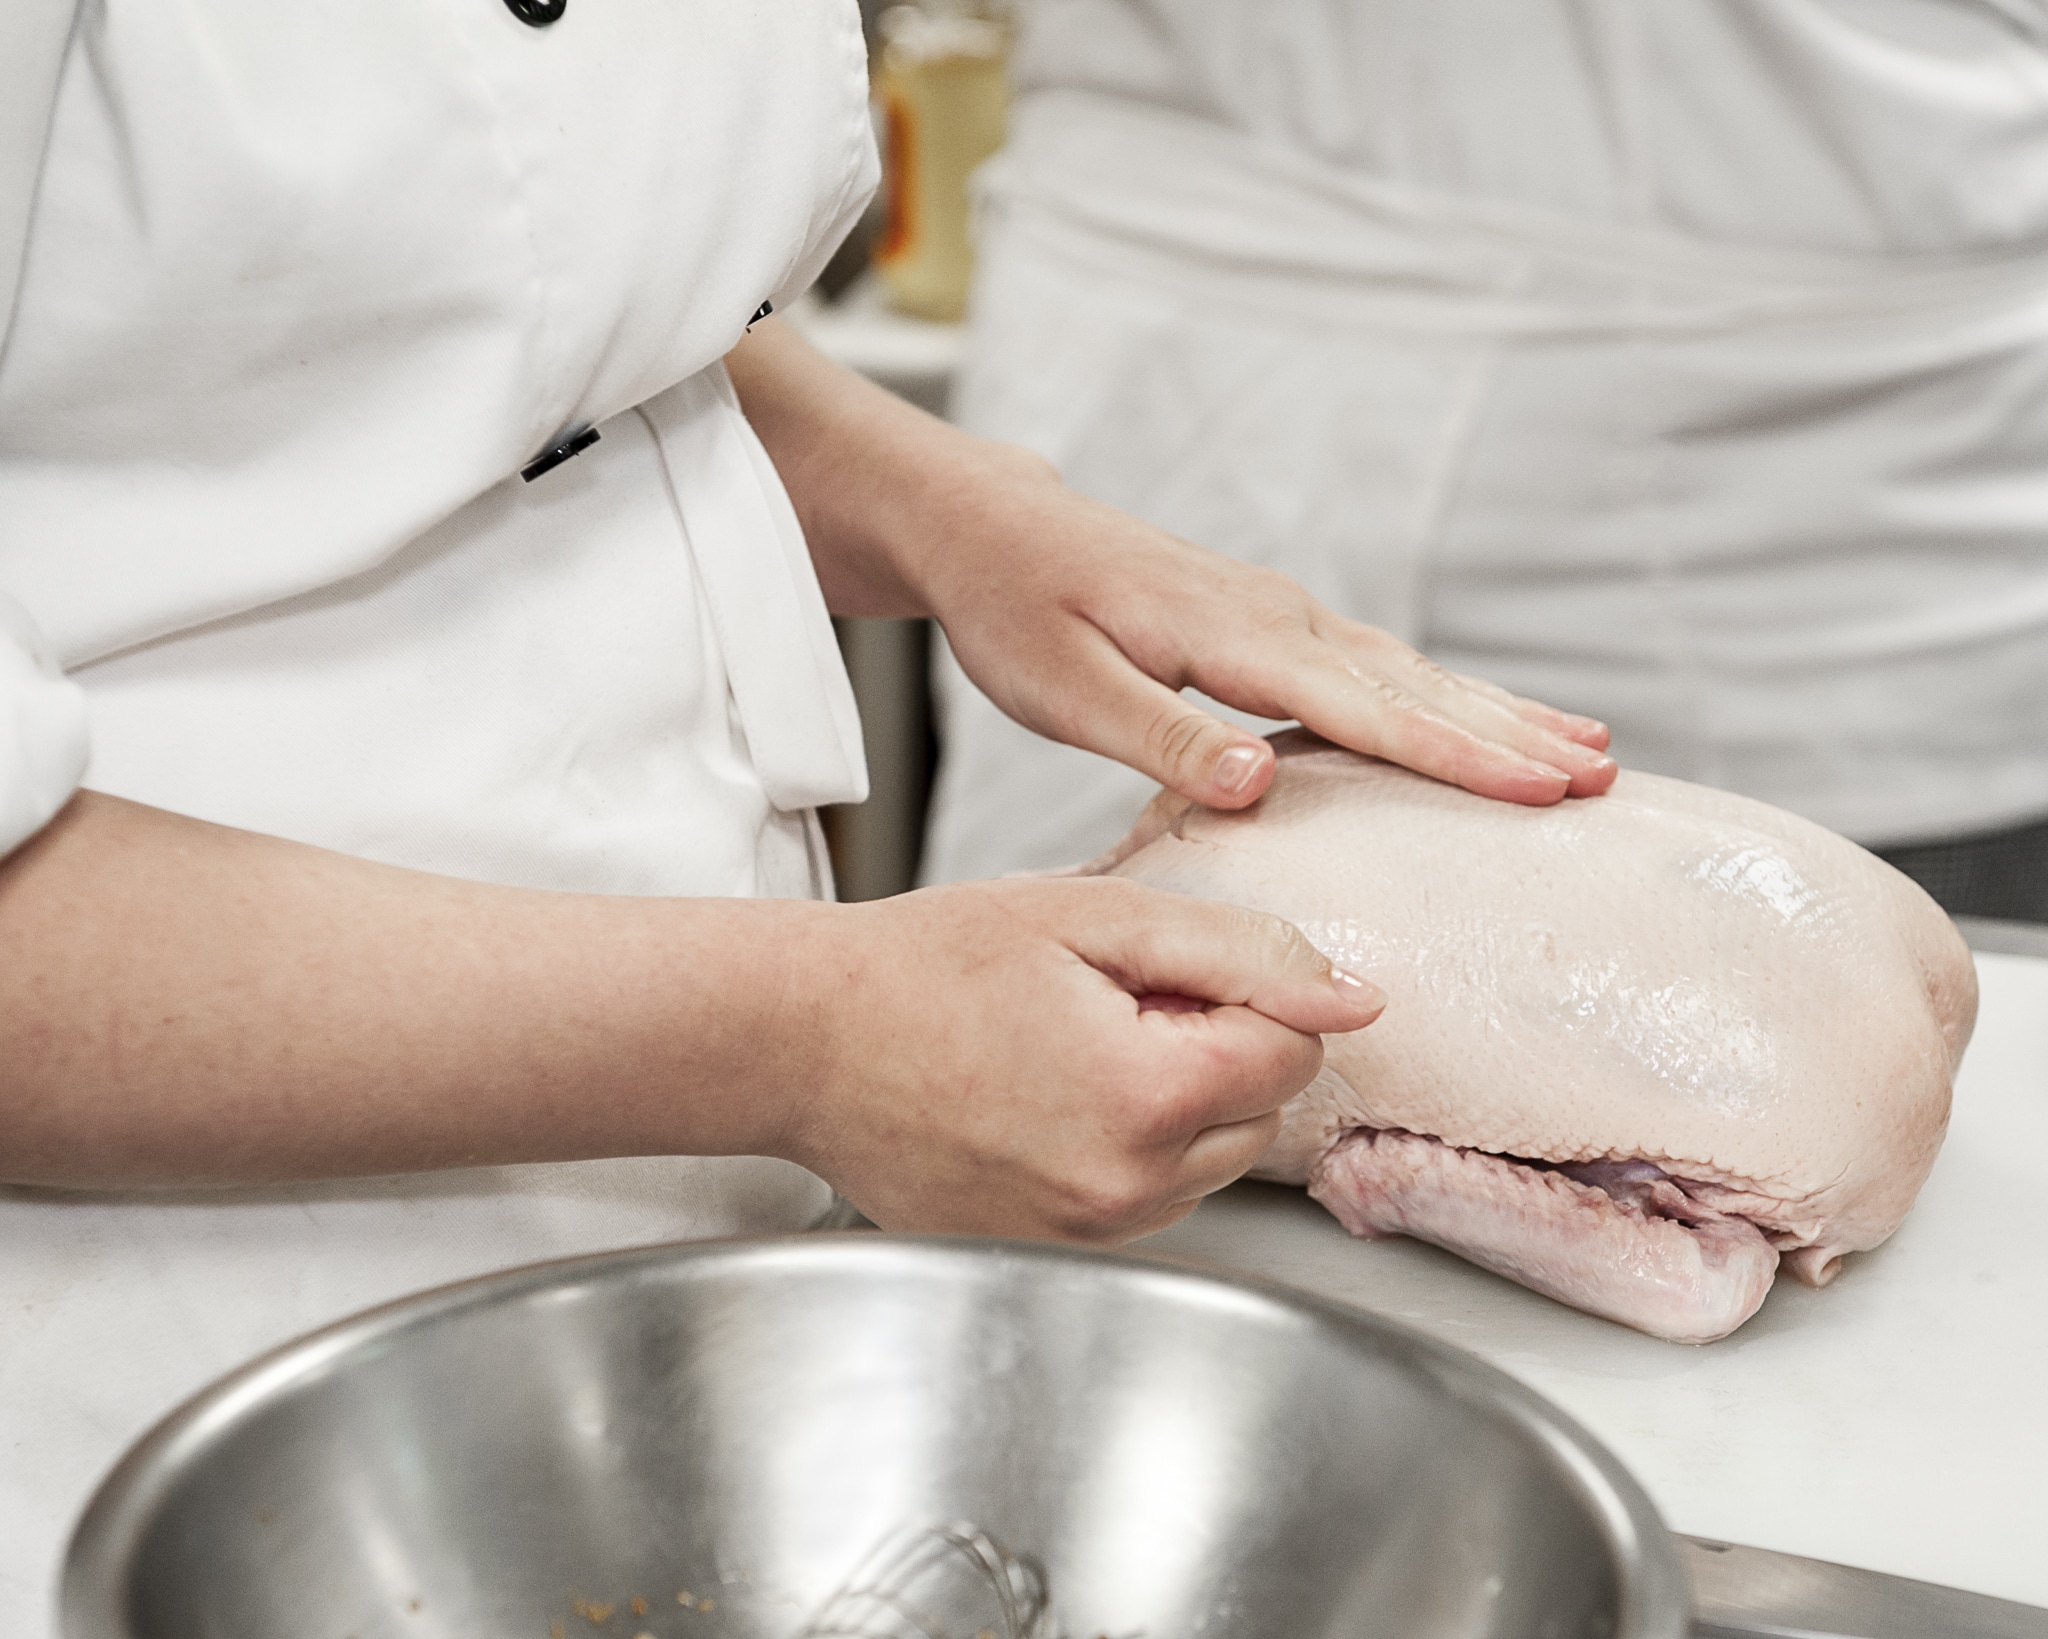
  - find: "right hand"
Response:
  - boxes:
[778,877,1386,1241]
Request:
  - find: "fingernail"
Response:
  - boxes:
[1565,715,1612,751]
[1214,743,1263,797]
[1330,966,1387,1010]
[1554,738,1612,767]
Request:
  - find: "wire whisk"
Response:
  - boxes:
[794,1523,1054,1639]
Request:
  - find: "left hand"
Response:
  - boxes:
[917,445,1616,810]
[729,319,1615,812]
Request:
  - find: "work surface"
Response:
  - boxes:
[1144,948,2048,1609]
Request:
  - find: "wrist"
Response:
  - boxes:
[862,430,1065,622]
[741,894,881,1179]
[597,895,849,1166]
[727,317,1063,619]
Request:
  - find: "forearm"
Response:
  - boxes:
[725,314,1054,618]
[727,312,1612,812]
[0,794,827,1188]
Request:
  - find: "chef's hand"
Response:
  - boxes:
[922,466,1614,809]
[782,876,1384,1240]
[729,318,1615,811]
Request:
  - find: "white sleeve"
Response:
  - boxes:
[2,5,90,857]
[2,1,80,337]
[0,594,87,857]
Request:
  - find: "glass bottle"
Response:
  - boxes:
[872,1,1013,323]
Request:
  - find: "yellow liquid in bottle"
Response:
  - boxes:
[873,36,1008,323]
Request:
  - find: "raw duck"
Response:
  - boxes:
[1090,733,1977,1343]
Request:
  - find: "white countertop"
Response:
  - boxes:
[1143,948,2048,1609]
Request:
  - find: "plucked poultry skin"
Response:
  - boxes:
[1090,732,1976,1343]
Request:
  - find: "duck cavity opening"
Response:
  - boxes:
[1307,1127,1782,1344]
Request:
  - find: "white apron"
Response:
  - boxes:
[0,2,876,1628]
[924,0,2048,883]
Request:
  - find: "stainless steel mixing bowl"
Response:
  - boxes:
[63,1235,1689,1639]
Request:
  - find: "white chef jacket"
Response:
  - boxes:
[0,2,876,1629]
[925,0,2048,882]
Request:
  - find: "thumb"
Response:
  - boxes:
[1034,632,1280,809]
[1067,887,1386,1037]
